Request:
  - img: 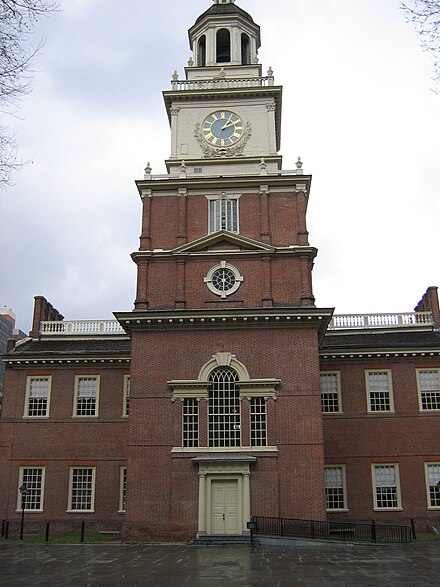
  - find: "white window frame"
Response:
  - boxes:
[365,370,394,413]
[73,376,100,418]
[24,376,52,418]
[324,465,348,512]
[425,462,440,509]
[119,467,127,513]
[16,467,46,512]
[371,464,402,511]
[67,467,96,513]
[206,194,240,234]
[320,372,342,414]
[122,375,130,417]
[250,397,267,447]
[417,369,440,412]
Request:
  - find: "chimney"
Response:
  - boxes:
[414,286,440,328]
[29,296,64,339]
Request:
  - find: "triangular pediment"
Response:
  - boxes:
[172,231,275,255]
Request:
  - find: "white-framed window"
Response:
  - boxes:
[17,467,45,512]
[68,467,96,512]
[208,196,239,233]
[24,376,51,418]
[366,370,394,413]
[417,369,440,411]
[119,467,127,513]
[320,372,342,414]
[73,376,99,417]
[183,399,199,448]
[204,261,243,298]
[425,463,440,509]
[250,397,267,447]
[325,465,347,511]
[123,375,130,417]
[208,367,241,448]
[372,464,402,510]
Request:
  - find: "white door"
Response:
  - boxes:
[211,479,240,535]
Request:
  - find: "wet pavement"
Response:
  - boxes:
[0,540,439,586]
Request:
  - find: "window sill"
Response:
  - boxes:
[172,446,278,454]
[373,508,403,512]
[22,416,50,420]
[326,508,349,513]
[66,510,95,514]
[15,509,44,514]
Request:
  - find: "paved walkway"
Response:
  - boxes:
[0,540,439,586]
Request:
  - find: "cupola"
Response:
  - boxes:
[188,0,261,68]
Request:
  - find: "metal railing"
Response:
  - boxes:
[252,516,413,544]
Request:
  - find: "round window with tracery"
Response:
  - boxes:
[204,262,243,298]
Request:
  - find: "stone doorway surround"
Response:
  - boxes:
[193,454,257,537]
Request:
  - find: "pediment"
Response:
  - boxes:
[172,231,275,255]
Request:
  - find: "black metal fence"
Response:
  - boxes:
[1,518,121,543]
[252,516,413,544]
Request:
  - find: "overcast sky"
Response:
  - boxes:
[0,0,439,333]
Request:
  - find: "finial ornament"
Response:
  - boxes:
[296,157,304,175]
[187,57,194,67]
[144,162,152,179]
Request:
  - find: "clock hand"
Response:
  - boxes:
[221,115,234,130]
[221,120,238,130]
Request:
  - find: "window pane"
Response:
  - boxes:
[419,371,440,410]
[250,397,267,446]
[320,373,340,413]
[76,377,97,416]
[368,372,391,412]
[183,399,199,447]
[208,368,240,447]
[124,376,130,416]
[20,468,44,511]
[209,199,238,233]
[374,465,398,509]
[70,468,94,511]
[427,464,440,507]
[27,377,49,417]
[325,467,345,510]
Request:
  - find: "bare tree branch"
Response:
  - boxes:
[401,0,440,91]
[0,0,59,187]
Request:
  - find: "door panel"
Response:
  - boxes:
[211,479,239,535]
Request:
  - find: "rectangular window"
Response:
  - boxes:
[119,467,127,512]
[250,397,267,446]
[183,399,199,448]
[68,467,95,512]
[372,464,401,510]
[366,371,394,412]
[209,198,238,233]
[320,372,341,414]
[74,376,99,417]
[325,466,347,511]
[417,370,440,411]
[17,467,45,511]
[425,463,440,509]
[24,376,51,417]
[123,375,130,417]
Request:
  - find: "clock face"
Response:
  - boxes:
[202,111,243,147]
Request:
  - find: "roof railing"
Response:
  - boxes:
[39,312,434,337]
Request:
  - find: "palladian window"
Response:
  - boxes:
[209,368,240,447]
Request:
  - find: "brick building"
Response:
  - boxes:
[0,309,25,411]
[1,0,439,541]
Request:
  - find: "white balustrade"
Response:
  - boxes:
[39,312,434,336]
[328,312,433,330]
[40,320,126,336]
[171,76,273,91]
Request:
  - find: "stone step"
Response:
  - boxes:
[192,534,254,546]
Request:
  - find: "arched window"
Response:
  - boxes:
[197,35,206,67]
[208,367,240,447]
[216,28,231,63]
[241,33,251,65]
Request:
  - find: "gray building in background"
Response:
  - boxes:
[0,309,25,408]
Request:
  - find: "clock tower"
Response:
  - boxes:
[116,0,333,542]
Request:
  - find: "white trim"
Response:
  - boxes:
[320,371,342,415]
[324,465,348,512]
[424,462,440,510]
[204,261,243,298]
[73,375,100,418]
[122,375,130,417]
[67,466,96,513]
[416,369,440,412]
[16,466,46,513]
[23,376,52,418]
[371,463,402,511]
[365,370,395,414]
[118,467,127,513]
